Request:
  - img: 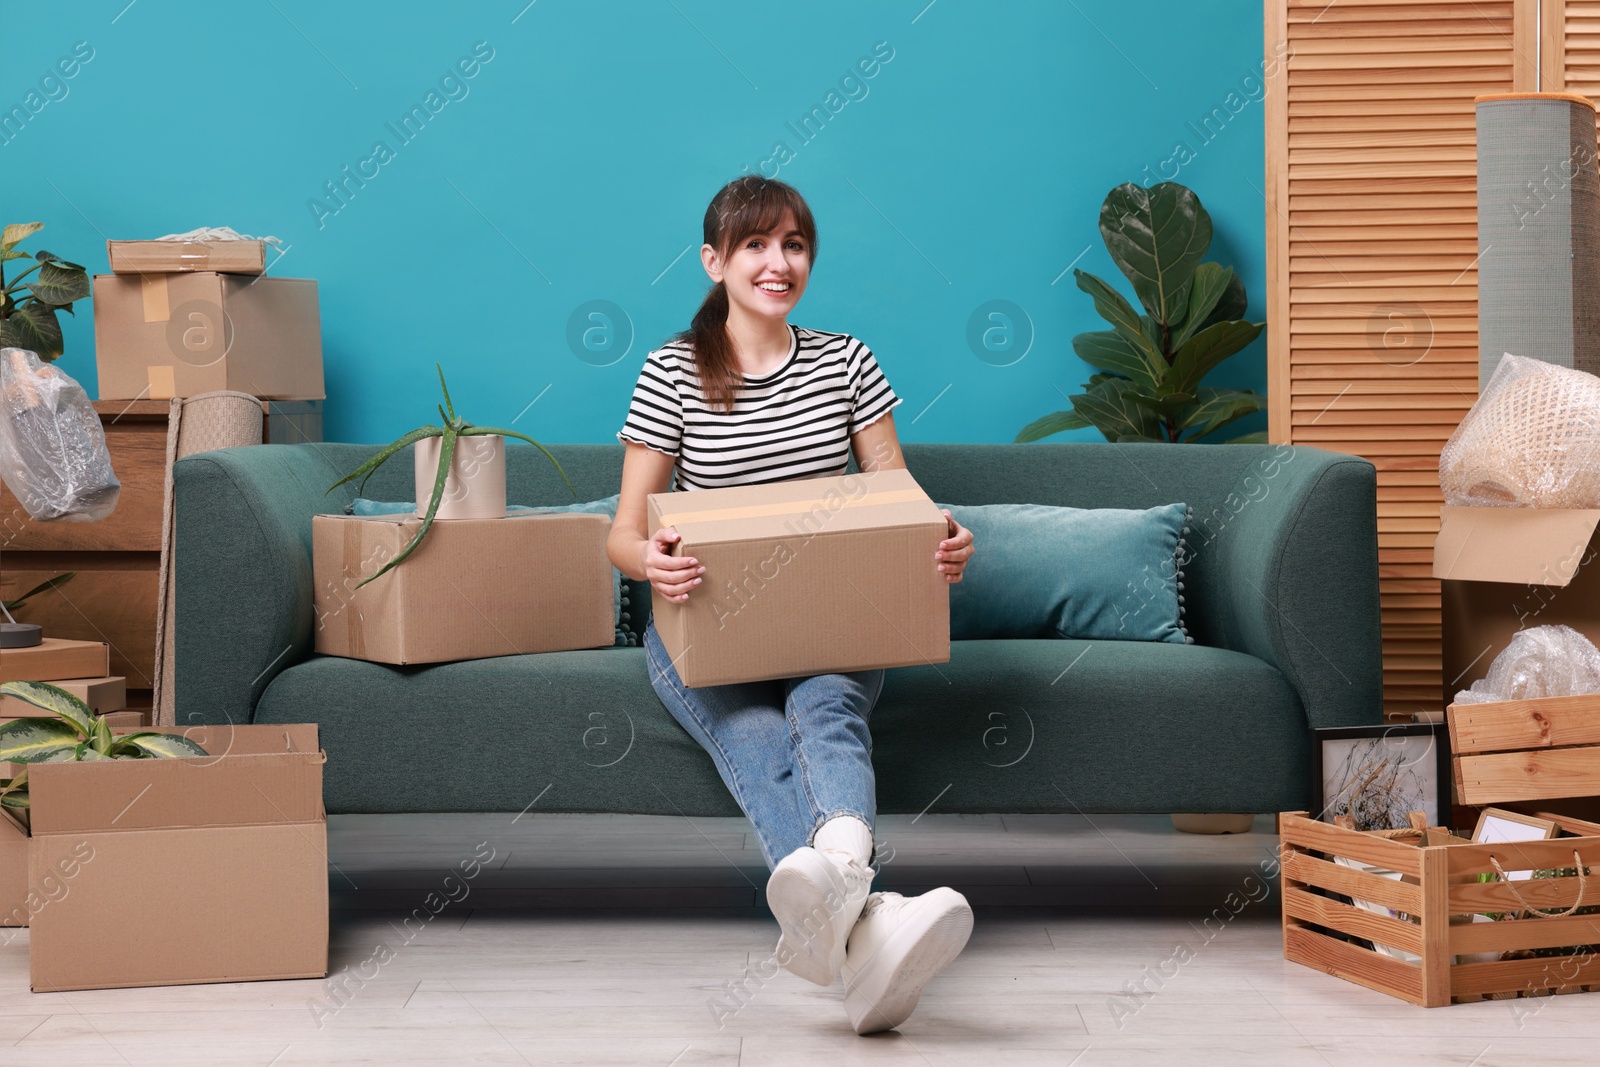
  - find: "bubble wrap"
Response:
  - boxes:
[0,347,120,522]
[1440,353,1600,507]
[1454,624,1600,704]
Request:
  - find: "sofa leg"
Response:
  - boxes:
[1170,813,1256,835]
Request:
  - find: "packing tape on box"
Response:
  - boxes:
[147,365,176,400]
[140,274,170,322]
[655,487,932,527]
[341,519,370,659]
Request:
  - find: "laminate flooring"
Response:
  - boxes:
[0,813,1591,1065]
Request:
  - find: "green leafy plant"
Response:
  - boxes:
[1016,182,1267,445]
[2,572,74,613]
[0,222,93,360]
[0,680,208,810]
[326,363,577,588]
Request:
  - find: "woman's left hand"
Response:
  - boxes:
[935,510,974,583]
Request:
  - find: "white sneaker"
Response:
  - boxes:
[841,889,973,1035]
[767,817,875,987]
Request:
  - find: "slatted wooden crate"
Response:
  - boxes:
[1280,811,1600,1005]
[1449,695,1600,804]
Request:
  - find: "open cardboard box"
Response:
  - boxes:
[1433,505,1600,707]
[647,467,951,687]
[3,723,328,991]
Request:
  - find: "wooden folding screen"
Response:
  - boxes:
[1264,0,1536,718]
[1544,0,1600,106]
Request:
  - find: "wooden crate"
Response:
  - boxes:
[1449,695,1600,806]
[1280,811,1600,1006]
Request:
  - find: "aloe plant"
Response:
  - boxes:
[325,363,576,588]
[0,680,208,810]
[0,222,92,360]
[1017,182,1267,445]
[2,572,74,613]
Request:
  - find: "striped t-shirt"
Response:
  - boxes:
[616,324,902,490]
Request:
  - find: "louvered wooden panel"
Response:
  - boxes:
[1543,0,1600,112]
[1266,0,1536,720]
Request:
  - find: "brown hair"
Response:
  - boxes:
[673,176,818,413]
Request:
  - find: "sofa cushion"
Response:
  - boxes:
[938,501,1191,643]
[254,638,1308,817]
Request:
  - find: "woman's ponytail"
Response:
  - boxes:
[673,176,817,414]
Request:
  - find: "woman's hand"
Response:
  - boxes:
[643,526,705,602]
[936,510,974,583]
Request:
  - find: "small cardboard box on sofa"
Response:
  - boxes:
[174,441,1382,822]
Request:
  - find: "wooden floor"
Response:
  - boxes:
[1,813,1595,1065]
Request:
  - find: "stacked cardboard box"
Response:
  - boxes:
[3,723,327,990]
[93,237,323,401]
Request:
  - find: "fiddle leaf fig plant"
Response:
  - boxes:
[1016,182,1267,445]
[0,222,93,360]
[326,363,577,588]
[0,680,209,811]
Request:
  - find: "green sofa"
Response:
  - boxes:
[174,441,1381,817]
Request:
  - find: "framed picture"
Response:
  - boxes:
[1472,807,1559,882]
[1310,723,1451,830]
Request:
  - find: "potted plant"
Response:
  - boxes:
[0,680,208,813]
[1017,181,1266,445]
[325,363,577,587]
[0,223,92,360]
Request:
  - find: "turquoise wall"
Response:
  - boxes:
[2,1,1268,446]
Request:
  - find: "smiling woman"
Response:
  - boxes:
[606,174,977,1037]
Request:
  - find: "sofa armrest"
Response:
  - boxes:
[174,445,342,727]
[1186,446,1382,730]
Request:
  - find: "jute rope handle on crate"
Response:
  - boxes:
[1489,852,1590,919]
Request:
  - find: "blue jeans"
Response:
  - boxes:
[643,618,884,871]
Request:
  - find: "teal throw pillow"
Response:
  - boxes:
[937,501,1191,644]
[344,494,630,646]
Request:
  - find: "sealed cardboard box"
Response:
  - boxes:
[313,511,614,665]
[0,640,110,685]
[26,723,327,992]
[647,467,950,687]
[1433,505,1600,707]
[107,239,267,275]
[0,676,125,716]
[92,272,323,400]
[0,810,24,929]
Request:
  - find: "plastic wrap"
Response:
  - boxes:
[1439,353,1600,507]
[0,347,120,522]
[1453,624,1600,704]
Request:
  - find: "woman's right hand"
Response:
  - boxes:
[642,526,705,603]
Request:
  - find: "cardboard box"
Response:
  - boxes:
[0,810,25,929]
[1434,505,1600,707]
[0,640,110,685]
[26,723,327,991]
[313,511,614,665]
[0,676,126,716]
[647,467,950,687]
[92,272,323,400]
[107,239,267,275]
